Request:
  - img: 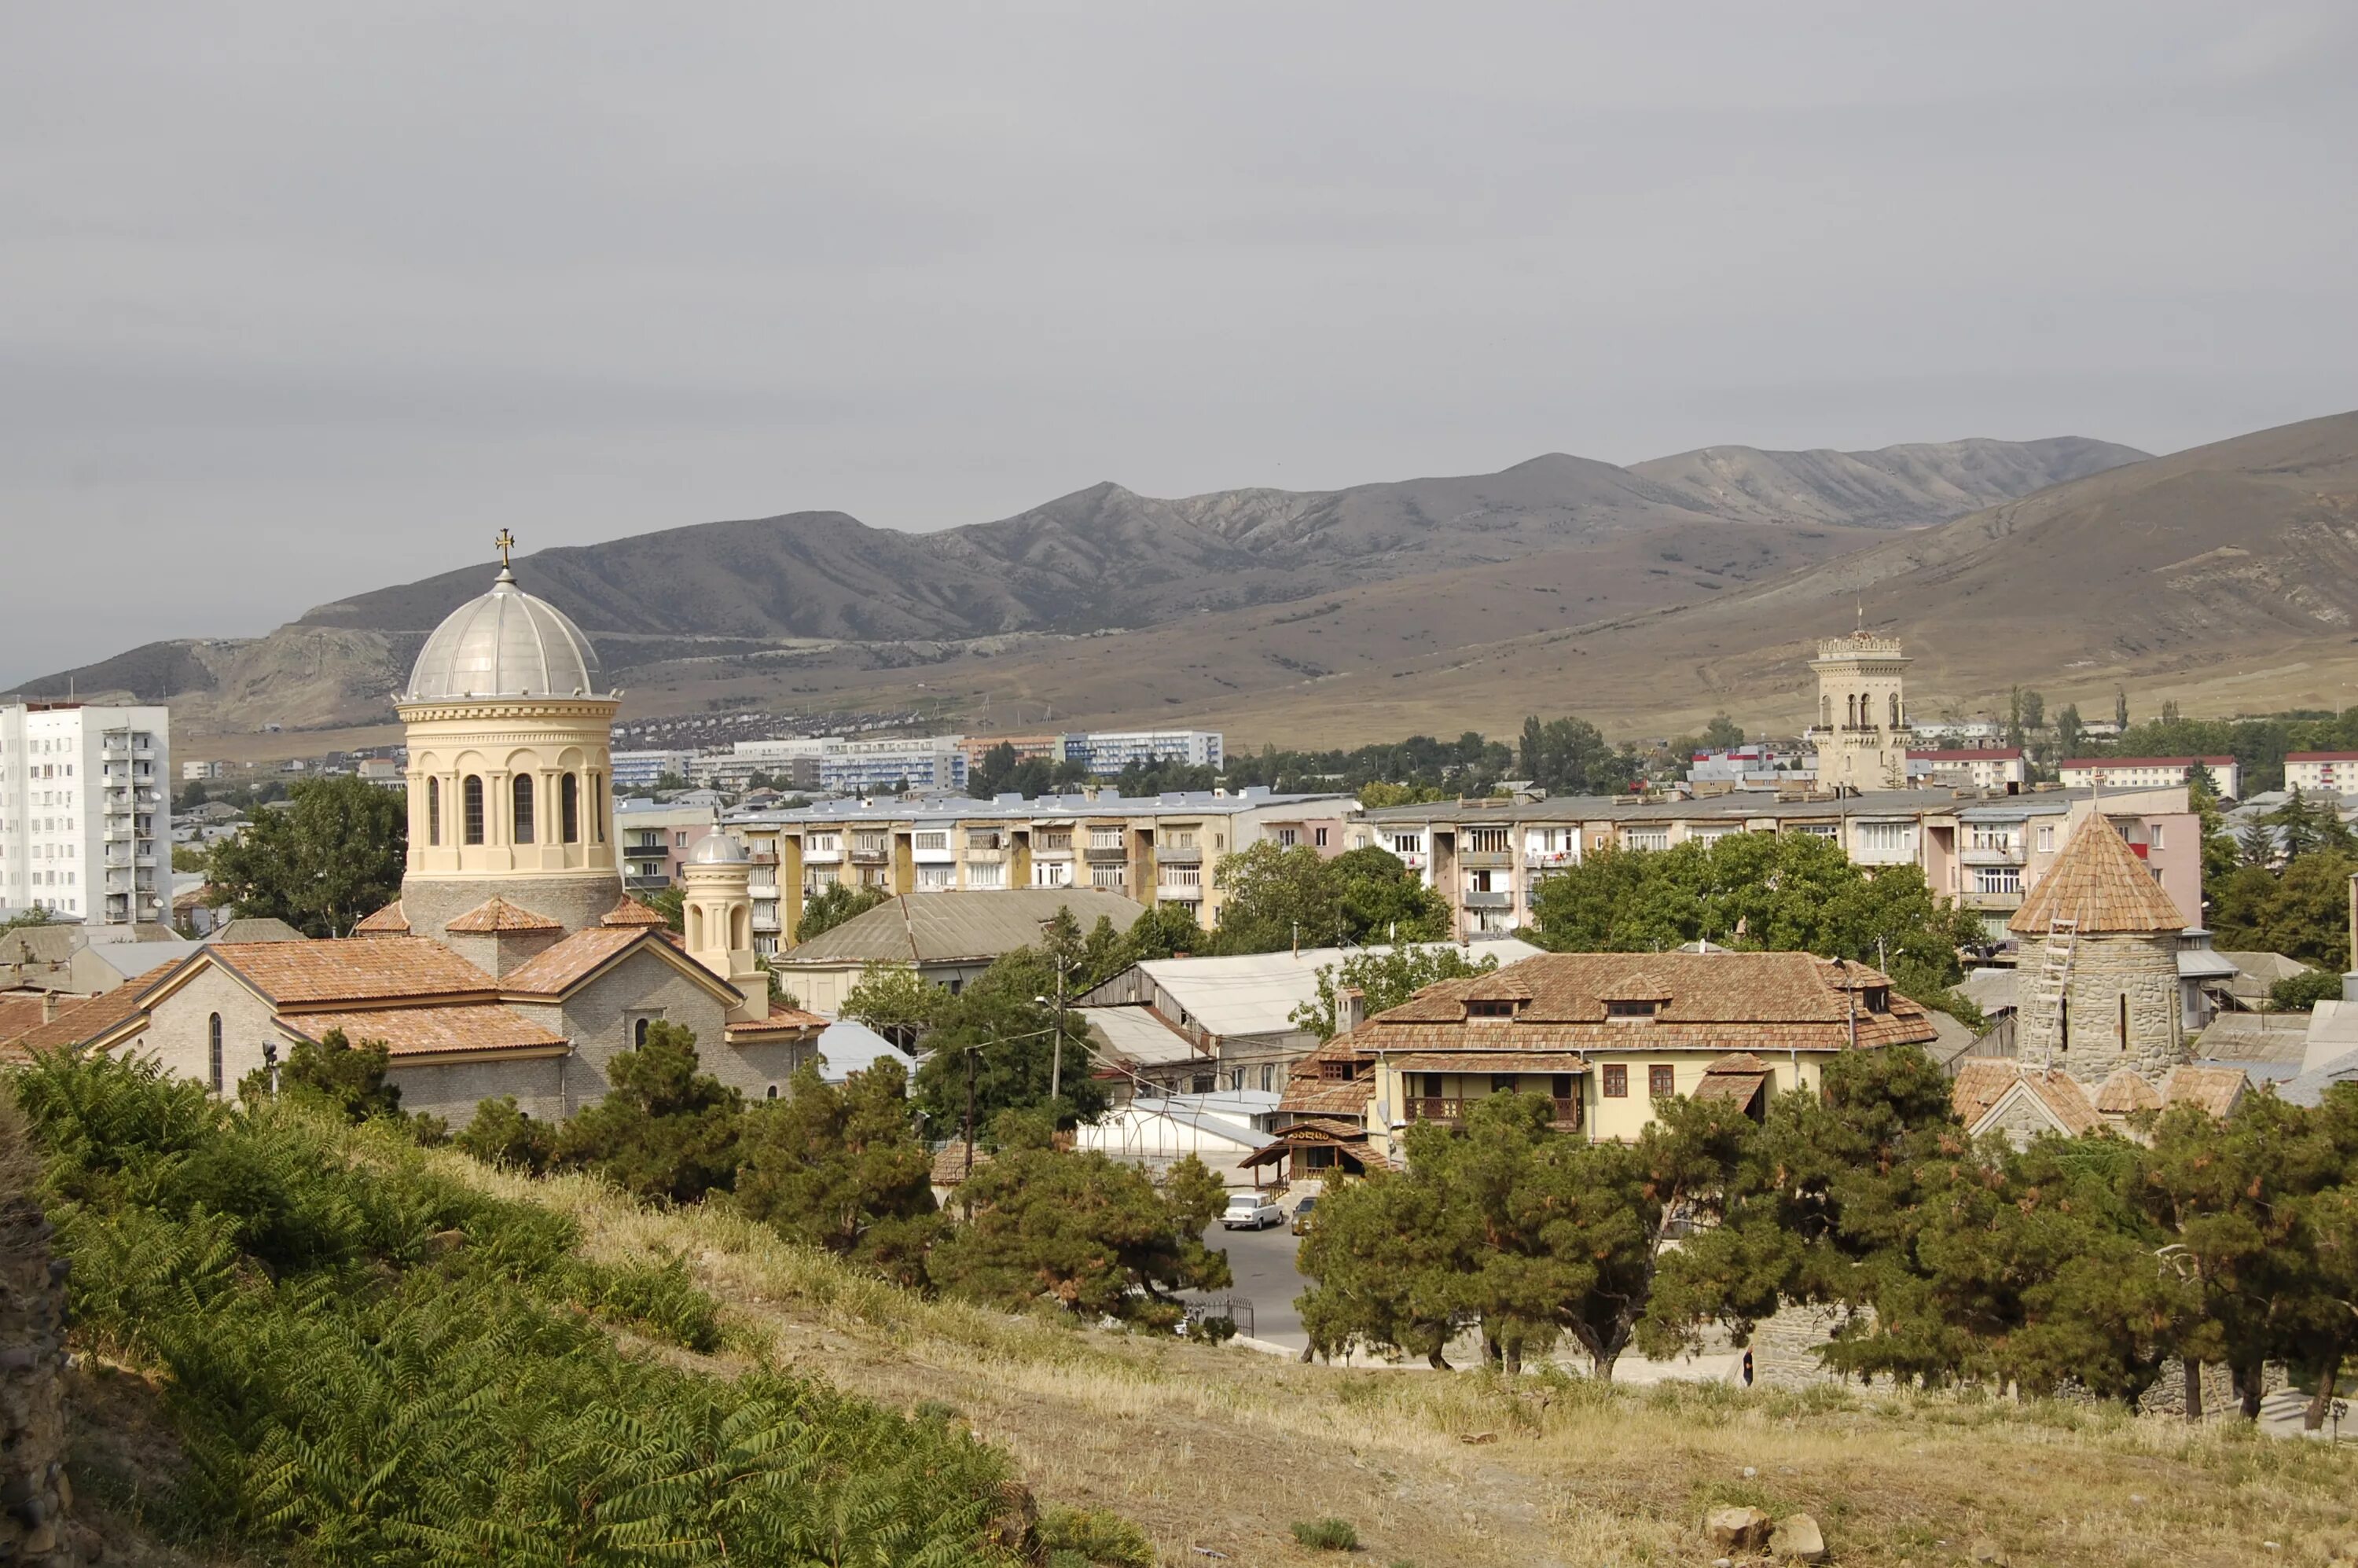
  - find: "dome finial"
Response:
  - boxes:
[494,527,517,570]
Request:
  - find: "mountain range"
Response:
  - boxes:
[11,435,2150,747]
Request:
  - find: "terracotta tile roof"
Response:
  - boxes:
[2162,1064,2248,1118]
[352,902,410,935]
[1278,1074,1377,1117]
[1951,1060,2103,1137]
[725,1002,828,1043]
[1693,1069,1768,1104]
[2008,815,2190,935]
[443,896,564,934]
[206,939,496,1006]
[1388,1051,1589,1074]
[931,1144,994,1185]
[601,897,672,928]
[2093,1067,2165,1114]
[0,994,55,1055]
[1350,952,1935,1054]
[6,963,182,1055]
[1705,1052,1768,1074]
[501,927,678,997]
[277,1004,567,1059]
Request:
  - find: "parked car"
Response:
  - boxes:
[1290,1195,1318,1236]
[1221,1191,1283,1230]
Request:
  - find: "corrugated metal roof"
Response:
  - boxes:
[777,888,1146,966]
[1082,1004,1207,1067]
[1130,938,1545,1039]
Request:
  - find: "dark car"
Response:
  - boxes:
[1290,1195,1319,1235]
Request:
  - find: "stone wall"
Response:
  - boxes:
[2014,932,2184,1084]
[1,1193,83,1566]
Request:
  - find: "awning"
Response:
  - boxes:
[1693,1070,1768,1107]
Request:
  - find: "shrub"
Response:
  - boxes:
[1038,1505,1155,1567]
[552,1021,745,1203]
[454,1095,556,1173]
[1291,1517,1361,1551]
[2268,967,2341,1012]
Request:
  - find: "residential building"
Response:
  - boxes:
[615,798,731,892]
[769,887,1145,1014]
[8,554,821,1122]
[2058,755,2240,798]
[1907,747,2026,790]
[1075,938,1545,1096]
[1357,784,2200,942]
[957,734,1069,769]
[608,750,696,790]
[1069,729,1225,773]
[1802,631,1913,792]
[181,759,228,781]
[356,758,404,785]
[2283,752,2358,794]
[1686,746,1802,787]
[689,745,823,792]
[1249,951,1938,1177]
[819,735,968,794]
[729,787,1354,952]
[1,701,172,926]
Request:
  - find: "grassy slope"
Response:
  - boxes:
[431,1151,2358,1568]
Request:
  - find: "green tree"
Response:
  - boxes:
[554,1021,745,1203]
[1518,714,1623,795]
[843,960,949,1051]
[1125,901,1210,961]
[2270,968,2341,1012]
[2022,689,2045,731]
[906,954,1108,1133]
[1701,714,1746,751]
[797,880,889,942]
[1290,946,1500,1040]
[2209,850,2357,971]
[926,1127,1231,1327]
[237,1026,406,1124]
[735,1058,939,1286]
[171,843,208,873]
[2055,703,2084,759]
[2116,688,2130,729]
[454,1095,558,1174]
[644,884,687,933]
[1357,781,1449,809]
[204,774,406,938]
[1210,842,1447,953]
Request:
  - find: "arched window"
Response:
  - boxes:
[634,1017,651,1047]
[427,777,442,846]
[766,1084,779,1100]
[463,776,485,845]
[560,773,580,843]
[1820,695,1832,729]
[689,905,704,949]
[592,773,606,843]
[1888,692,1901,729]
[208,1013,223,1093]
[732,906,748,949]
[512,773,535,844]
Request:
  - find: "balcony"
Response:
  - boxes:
[1155,843,1201,865]
[1156,881,1203,901]
[1960,843,2026,866]
[751,908,781,933]
[848,839,890,862]
[1390,850,1427,871]
[1084,841,1129,861]
[1457,849,1513,869]
[802,843,843,862]
[1402,1096,1580,1128]
[1462,890,1514,909]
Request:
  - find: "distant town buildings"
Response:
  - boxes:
[2058,755,2240,798]
[1,701,171,927]
[1907,747,2027,790]
[2281,752,2358,794]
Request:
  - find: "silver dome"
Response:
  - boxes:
[687,830,749,865]
[405,567,604,700]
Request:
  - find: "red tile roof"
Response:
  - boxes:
[6,964,183,1055]
[205,939,496,1006]
[0,994,55,1056]
[2059,756,2233,769]
[2286,752,2358,762]
[352,901,410,935]
[601,897,673,928]
[725,1002,828,1043]
[2007,814,2188,935]
[1951,1060,2103,1137]
[443,896,564,934]
[501,927,660,996]
[278,1004,567,1059]
[1908,747,2023,762]
[2093,1067,2163,1114]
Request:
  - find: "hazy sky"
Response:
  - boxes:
[6,2,2356,681]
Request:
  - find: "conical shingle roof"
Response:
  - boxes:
[2007,814,2187,935]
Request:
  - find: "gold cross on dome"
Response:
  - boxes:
[494,528,517,568]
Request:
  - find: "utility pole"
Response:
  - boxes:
[963,1044,977,1181]
[1048,951,1069,1104]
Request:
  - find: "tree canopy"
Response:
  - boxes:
[552,1021,745,1204]
[204,774,406,938]
[735,1057,939,1287]
[798,880,890,942]
[1208,842,1449,954]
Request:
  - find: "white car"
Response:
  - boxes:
[1221,1192,1283,1230]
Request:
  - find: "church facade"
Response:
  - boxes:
[12,548,822,1125]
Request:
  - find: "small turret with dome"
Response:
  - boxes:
[682,813,766,1023]
[394,532,627,940]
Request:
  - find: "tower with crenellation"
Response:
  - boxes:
[1805,628,1912,793]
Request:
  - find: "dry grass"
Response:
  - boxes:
[422,1148,2358,1568]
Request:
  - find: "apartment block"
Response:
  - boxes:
[728,787,1351,954]
[2059,755,2240,798]
[0,701,172,926]
[1907,747,2027,790]
[1356,784,2198,942]
[2282,752,2358,794]
[608,750,696,789]
[817,736,968,794]
[615,798,730,893]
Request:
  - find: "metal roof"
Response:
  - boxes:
[728,786,1349,828]
[1361,785,2149,828]
[1125,938,1546,1039]
[404,565,603,701]
[774,888,1147,967]
[1081,1004,1207,1067]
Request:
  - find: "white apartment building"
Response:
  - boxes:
[2059,755,2240,799]
[608,750,696,789]
[1907,747,2027,791]
[1,702,172,926]
[1071,729,1225,773]
[2283,753,2358,794]
[817,736,968,794]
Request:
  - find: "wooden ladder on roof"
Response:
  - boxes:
[2026,916,2077,1068]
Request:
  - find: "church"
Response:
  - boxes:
[9,545,822,1125]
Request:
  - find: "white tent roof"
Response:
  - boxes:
[1132,938,1546,1038]
[813,1019,908,1082]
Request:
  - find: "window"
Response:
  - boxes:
[1647,1064,1675,1098]
[1276,828,1298,847]
[1420,1074,1443,1098]
[914,831,949,851]
[1465,999,1517,1018]
[1490,1074,1517,1094]
[2036,824,2055,853]
[674,831,689,849]
[2150,824,2166,850]
[1974,867,2023,894]
[561,774,580,843]
[208,1014,223,1093]
[463,776,485,844]
[1466,826,1511,854]
[1389,833,1423,854]
[1259,1063,1275,1092]
[2120,993,2129,1052]
[766,1085,779,1100]
[1602,1064,1629,1097]
[512,774,535,843]
[634,1017,652,1047]
[428,777,441,846]
[1857,821,1914,853]
[1314,826,1328,848]
[1623,829,1670,852]
[1551,1074,1573,1099]
[1606,999,1659,1019]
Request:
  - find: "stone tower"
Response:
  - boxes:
[395,545,624,940]
[681,825,769,1024]
[2008,813,2189,1084]
[1807,630,1912,793]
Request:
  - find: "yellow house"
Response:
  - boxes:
[1262,951,1941,1172]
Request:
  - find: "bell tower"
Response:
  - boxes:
[1806,628,1912,793]
[681,821,769,1024]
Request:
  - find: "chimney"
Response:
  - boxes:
[1336,986,1366,1037]
[41,991,58,1024]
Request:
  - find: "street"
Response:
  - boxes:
[1183,1214,1312,1350]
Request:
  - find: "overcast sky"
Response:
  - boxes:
[6,2,2356,681]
